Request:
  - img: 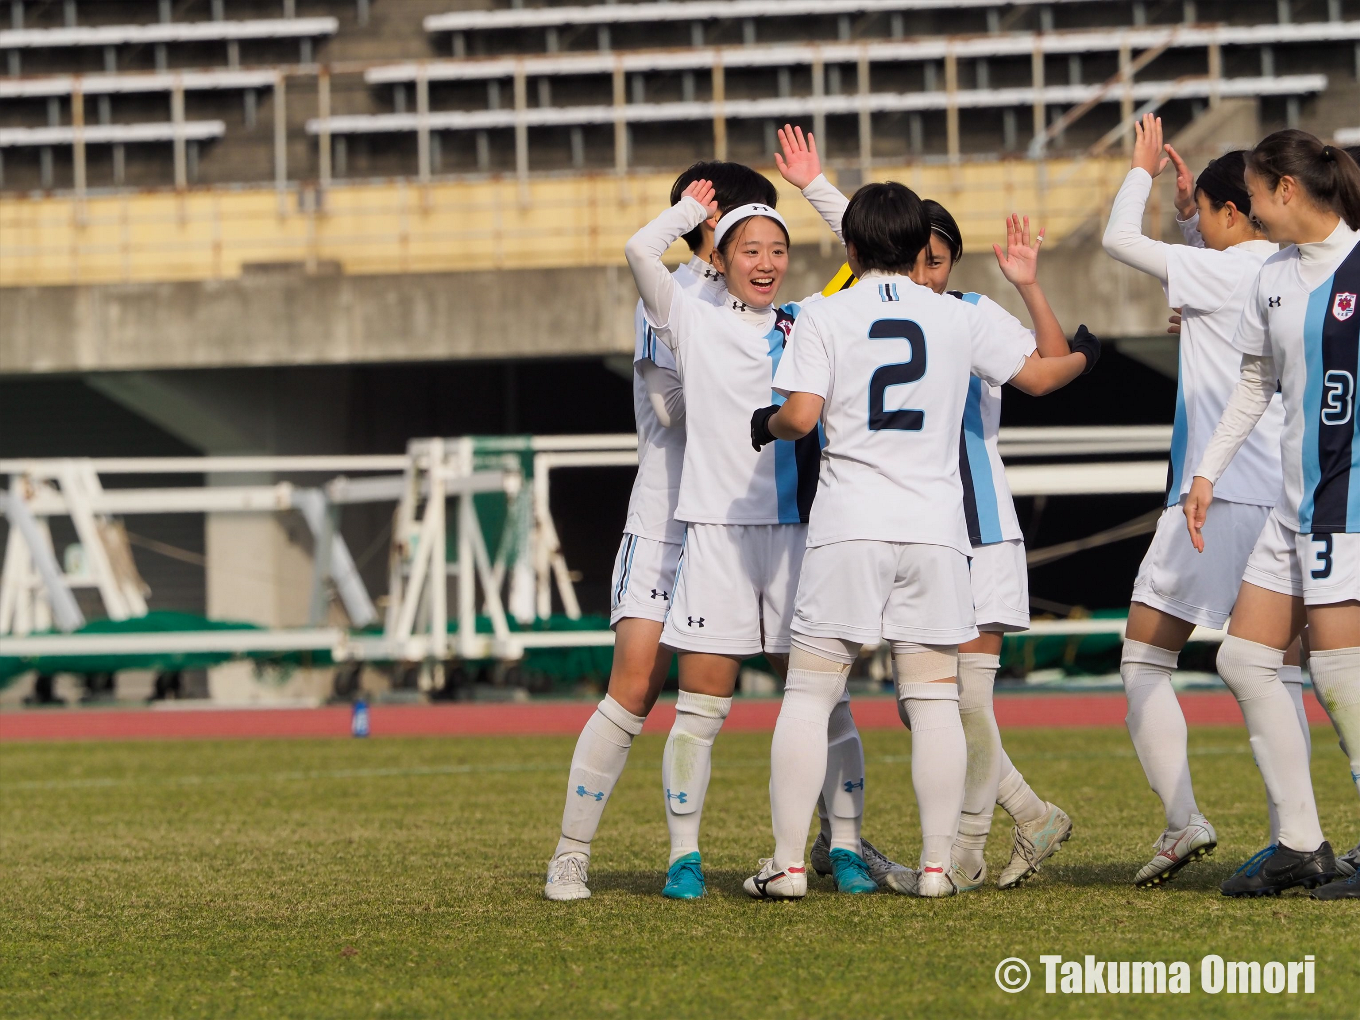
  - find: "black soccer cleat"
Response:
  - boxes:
[1311,869,1360,901]
[1219,841,1336,898]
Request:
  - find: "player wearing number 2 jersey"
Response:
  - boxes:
[743,182,1091,900]
[1186,130,1360,900]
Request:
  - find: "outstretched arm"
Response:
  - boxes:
[1165,144,1204,247]
[1184,354,1277,552]
[623,181,718,349]
[1101,113,1172,281]
[1006,349,1090,396]
[775,124,848,243]
[992,214,1068,358]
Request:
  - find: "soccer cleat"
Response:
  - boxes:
[916,861,957,898]
[1333,839,1360,878]
[744,858,808,899]
[810,832,834,877]
[1133,812,1217,889]
[882,866,921,896]
[1220,841,1336,898]
[950,859,987,893]
[860,839,915,888]
[544,851,591,901]
[828,848,878,894]
[1311,869,1360,901]
[998,802,1073,889]
[662,852,706,900]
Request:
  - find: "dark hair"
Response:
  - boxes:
[841,182,930,273]
[670,161,779,252]
[1247,129,1360,230]
[1194,149,1252,215]
[921,198,963,263]
[1347,145,1360,167]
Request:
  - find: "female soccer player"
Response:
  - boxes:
[743,182,1094,899]
[1103,114,1291,889]
[544,162,778,902]
[1185,130,1360,900]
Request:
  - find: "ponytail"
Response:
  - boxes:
[1247,129,1360,230]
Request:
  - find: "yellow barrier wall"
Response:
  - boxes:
[0,158,1131,288]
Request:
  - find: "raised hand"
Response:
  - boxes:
[682,178,719,219]
[774,124,821,190]
[992,213,1045,287]
[1164,144,1196,219]
[1132,113,1169,179]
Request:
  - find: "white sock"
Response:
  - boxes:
[822,692,866,855]
[901,682,967,868]
[1217,636,1324,853]
[555,695,646,859]
[770,652,850,870]
[955,652,1002,877]
[1309,647,1360,806]
[662,690,731,865]
[1121,639,1197,830]
[996,750,1047,825]
[1269,666,1312,845]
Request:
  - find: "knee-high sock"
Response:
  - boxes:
[556,695,647,858]
[1272,666,1312,845]
[996,750,1047,825]
[662,690,731,865]
[1309,647,1360,806]
[1121,639,1196,830]
[901,682,967,868]
[822,692,865,855]
[770,653,850,870]
[955,653,1002,877]
[1217,637,1324,853]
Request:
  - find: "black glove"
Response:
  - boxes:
[1070,324,1101,375]
[750,404,780,451]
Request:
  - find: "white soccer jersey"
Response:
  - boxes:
[1164,238,1284,507]
[774,273,1033,553]
[1233,228,1360,534]
[625,256,726,543]
[650,289,822,526]
[952,292,1036,545]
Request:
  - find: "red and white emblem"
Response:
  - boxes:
[1334,292,1357,322]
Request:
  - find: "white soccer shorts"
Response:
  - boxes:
[661,522,808,656]
[968,538,1030,633]
[609,533,682,628]
[1132,497,1272,630]
[1242,510,1360,606]
[792,540,978,647]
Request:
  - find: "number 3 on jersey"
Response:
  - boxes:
[868,318,928,431]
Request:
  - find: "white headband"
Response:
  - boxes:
[713,203,789,250]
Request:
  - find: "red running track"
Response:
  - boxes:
[0,691,1331,743]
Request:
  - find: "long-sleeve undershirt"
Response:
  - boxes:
[624,195,710,348]
[1102,168,1169,282]
[1192,354,1278,484]
[800,174,848,244]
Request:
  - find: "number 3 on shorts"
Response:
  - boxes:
[867,319,927,431]
[1311,533,1333,580]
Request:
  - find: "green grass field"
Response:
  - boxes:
[1,725,1357,1019]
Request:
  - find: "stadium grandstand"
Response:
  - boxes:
[2,0,1359,703]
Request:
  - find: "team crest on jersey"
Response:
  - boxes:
[775,316,795,339]
[1334,292,1357,322]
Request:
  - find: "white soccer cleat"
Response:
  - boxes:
[998,802,1074,889]
[1335,839,1360,878]
[916,861,957,898]
[544,851,591,901]
[1133,813,1217,889]
[744,858,808,900]
[950,858,987,893]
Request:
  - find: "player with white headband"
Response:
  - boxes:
[1185,129,1360,900]
[1102,114,1294,889]
[624,173,910,900]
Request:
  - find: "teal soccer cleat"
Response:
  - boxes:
[828,847,878,894]
[662,852,706,899]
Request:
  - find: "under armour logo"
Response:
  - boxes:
[843,779,865,792]
[1267,296,1282,307]
[575,785,605,802]
[703,266,721,280]
[650,588,670,601]
[730,299,747,312]
[687,616,705,627]
[666,789,688,804]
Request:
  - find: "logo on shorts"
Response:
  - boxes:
[1334,292,1357,322]
[650,588,669,601]
[687,616,705,628]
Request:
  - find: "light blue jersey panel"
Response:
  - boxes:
[958,293,1005,544]
[1298,277,1333,533]
[1166,374,1189,508]
[769,302,804,524]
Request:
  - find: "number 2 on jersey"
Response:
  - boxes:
[867,319,928,431]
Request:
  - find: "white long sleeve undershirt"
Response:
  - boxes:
[1102,168,1169,282]
[1192,354,1278,485]
[624,195,710,348]
[800,173,848,244]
